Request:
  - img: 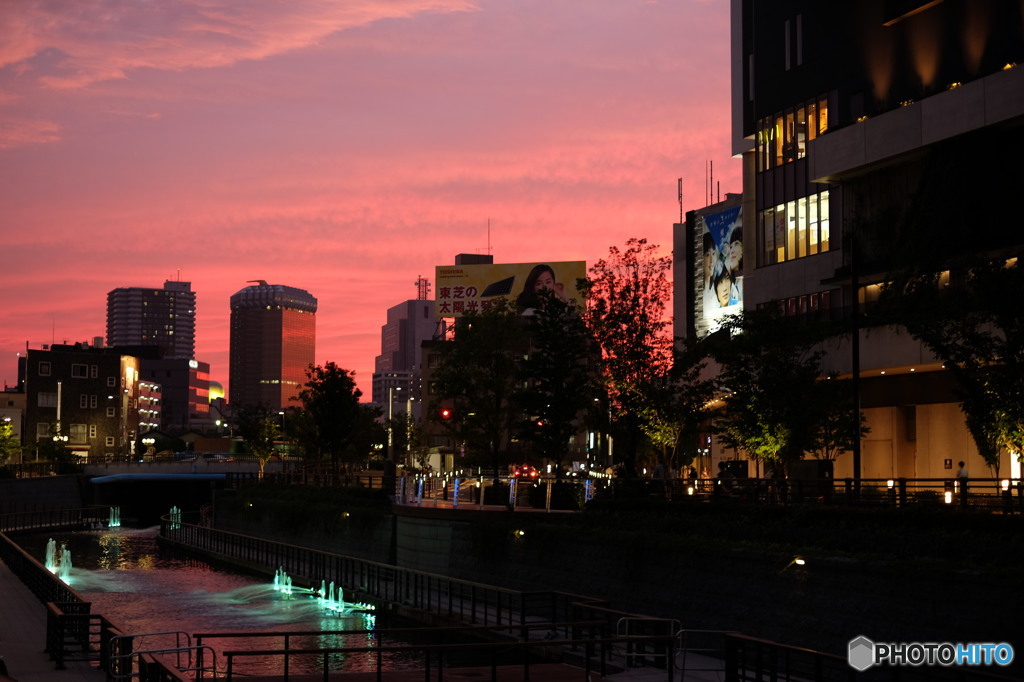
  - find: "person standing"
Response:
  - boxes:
[955,460,969,496]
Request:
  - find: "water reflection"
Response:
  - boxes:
[16,527,406,675]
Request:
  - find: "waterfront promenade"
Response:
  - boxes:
[0,558,106,682]
[0,548,690,682]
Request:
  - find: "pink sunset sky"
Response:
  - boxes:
[0,0,740,399]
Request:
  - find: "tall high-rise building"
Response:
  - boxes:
[371,288,441,423]
[229,281,317,410]
[106,280,196,360]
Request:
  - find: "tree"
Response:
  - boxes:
[0,420,21,464]
[36,423,74,464]
[638,338,716,474]
[430,299,528,476]
[236,403,281,478]
[708,309,849,476]
[516,289,596,476]
[808,374,870,461]
[881,258,1024,475]
[580,238,673,474]
[294,362,381,472]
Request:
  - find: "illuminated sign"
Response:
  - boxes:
[696,205,743,336]
[435,261,586,317]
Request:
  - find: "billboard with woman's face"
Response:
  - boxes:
[697,205,742,336]
[435,261,586,317]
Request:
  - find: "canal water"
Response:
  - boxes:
[16,526,418,676]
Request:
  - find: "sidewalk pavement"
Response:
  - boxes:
[0,558,107,682]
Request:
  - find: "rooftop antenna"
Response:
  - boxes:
[487,218,492,255]
[415,275,431,301]
[677,178,683,223]
[709,160,714,205]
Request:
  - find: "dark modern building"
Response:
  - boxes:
[371,287,441,425]
[106,280,196,360]
[23,342,141,460]
[139,358,211,433]
[684,0,1024,479]
[229,281,317,411]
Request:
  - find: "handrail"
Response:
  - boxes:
[220,633,679,681]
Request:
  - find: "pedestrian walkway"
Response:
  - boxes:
[0,558,106,682]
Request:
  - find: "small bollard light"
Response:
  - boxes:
[944,491,953,504]
[1001,479,1010,492]
[687,486,695,496]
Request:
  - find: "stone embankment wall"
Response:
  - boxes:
[0,475,89,513]
[215,499,1021,659]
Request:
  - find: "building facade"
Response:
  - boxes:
[229,281,317,411]
[23,343,141,460]
[139,358,210,433]
[371,298,440,424]
[702,0,1024,479]
[107,280,196,360]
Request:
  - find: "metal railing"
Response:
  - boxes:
[162,518,540,628]
[0,507,107,533]
[217,632,678,682]
[160,518,681,674]
[391,474,1024,513]
[0,519,123,673]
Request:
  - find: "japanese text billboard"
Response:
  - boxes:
[435,261,587,317]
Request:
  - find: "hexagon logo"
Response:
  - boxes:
[848,636,876,671]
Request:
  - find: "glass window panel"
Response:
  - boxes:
[784,110,796,163]
[807,102,818,141]
[796,105,807,158]
[820,191,830,252]
[757,121,767,172]
[786,201,797,261]
[761,208,775,266]
[69,424,87,444]
[819,97,829,134]
[775,205,786,263]
[797,196,808,258]
[809,194,820,255]
[774,115,784,167]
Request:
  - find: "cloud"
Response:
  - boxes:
[0,0,477,90]
[0,0,740,395]
[0,118,61,149]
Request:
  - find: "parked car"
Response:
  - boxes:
[512,464,539,479]
[201,453,234,462]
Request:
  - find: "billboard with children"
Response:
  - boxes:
[434,261,586,317]
[697,204,743,336]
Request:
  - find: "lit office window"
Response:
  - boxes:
[758,190,831,265]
